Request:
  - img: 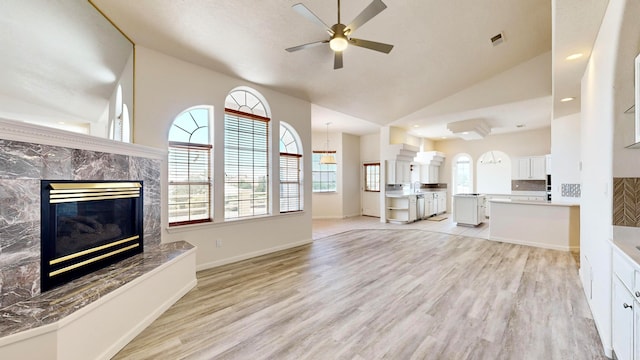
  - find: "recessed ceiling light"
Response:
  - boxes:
[58,122,65,125]
[462,132,469,135]
[565,53,583,60]
[413,124,420,128]
[441,136,447,139]
[560,97,575,102]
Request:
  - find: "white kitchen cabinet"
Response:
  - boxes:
[614,277,635,360]
[419,164,440,183]
[545,154,552,175]
[411,163,421,184]
[434,191,446,214]
[453,195,486,226]
[386,160,412,185]
[636,301,640,360]
[425,194,435,217]
[386,195,417,223]
[386,160,396,185]
[612,246,640,360]
[514,156,546,180]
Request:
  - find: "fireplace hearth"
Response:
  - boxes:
[41,180,144,291]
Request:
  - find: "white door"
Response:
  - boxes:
[362,162,381,217]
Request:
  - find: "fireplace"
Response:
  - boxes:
[41,180,144,291]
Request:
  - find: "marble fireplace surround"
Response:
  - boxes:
[0,119,197,359]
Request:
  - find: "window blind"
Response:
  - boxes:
[168,141,212,225]
[280,153,302,212]
[224,109,270,219]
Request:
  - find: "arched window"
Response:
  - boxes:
[280,122,303,213]
[168,106,213,226]
[224,88,270,219]
[121,104,130,143]
[109,84,131,142]
[452,153,473,194]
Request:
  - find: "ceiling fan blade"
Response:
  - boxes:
[344,0,387,35]
[286,40,328,52]
[292,3,334,35]
[349,38,394,53]
[334,51,343,69]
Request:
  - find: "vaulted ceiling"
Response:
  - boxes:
[92,0,607,138]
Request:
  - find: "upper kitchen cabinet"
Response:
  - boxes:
[413,151,445,184]
[545,154,552,175]
[386,160,412,184]
[419,165,440,184]
[513,156,546,180]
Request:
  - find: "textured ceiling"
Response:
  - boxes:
[0,0,606,139]
[92,0,555,137]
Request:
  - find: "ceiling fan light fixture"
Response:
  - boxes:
[286,0,393,68]
[330,36,348,52]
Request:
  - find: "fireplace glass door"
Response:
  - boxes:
[41,181,144,291]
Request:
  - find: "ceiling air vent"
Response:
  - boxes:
[490,32,505,46]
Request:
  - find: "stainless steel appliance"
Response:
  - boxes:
[546,174,552,201]
[416,194,425,219]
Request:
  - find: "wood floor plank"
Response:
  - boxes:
[113,227,606,360]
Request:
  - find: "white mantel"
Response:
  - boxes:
[0,118,165,160]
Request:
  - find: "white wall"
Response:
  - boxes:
[311,131,362,219]
[342,133,361,217]
[612,0,640,176]
[360,133,380,163]
[579,0,629,355]
[133,46,312,270]
[361,132,381,217]
[476,150,511,194]
[551,113,581,202]
[311,130,342,219]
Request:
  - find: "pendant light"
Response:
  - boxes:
[320,122,337,165]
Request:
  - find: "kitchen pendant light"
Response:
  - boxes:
[480,151,502,164]
[320,122,337,165]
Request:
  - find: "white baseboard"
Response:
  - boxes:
[487,235,578,252]
[311,215,344,220]
[196,238,312,271]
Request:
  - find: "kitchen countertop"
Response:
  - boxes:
[386,189,446,197]
[485,191,547,196]
[489,198,579,207]
[612,226,640,266]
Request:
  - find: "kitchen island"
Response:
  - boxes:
[489,199,580,251]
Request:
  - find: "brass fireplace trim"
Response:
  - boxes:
[49,243,140,277]
[49,182,141,203]
[49,235,140,265]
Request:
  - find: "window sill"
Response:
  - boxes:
[165,211,307,234]
[313,191,338,194]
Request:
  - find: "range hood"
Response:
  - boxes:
[446,119,491,140]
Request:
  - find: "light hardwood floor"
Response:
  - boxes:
[114,216,603,359]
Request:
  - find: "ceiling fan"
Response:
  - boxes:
[285,0,394,69]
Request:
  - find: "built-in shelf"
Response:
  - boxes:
[625,104,635,114]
